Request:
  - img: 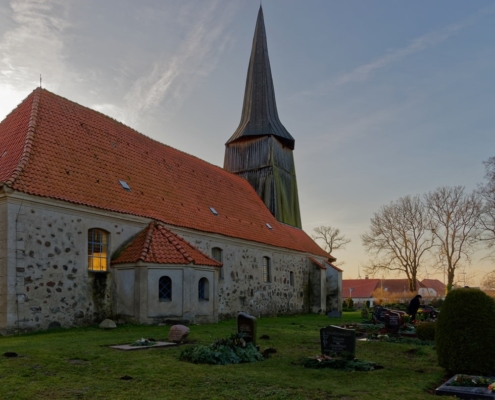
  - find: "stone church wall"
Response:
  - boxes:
[176,228,326,318]
[1,193,330,332]
[3,195,147,332]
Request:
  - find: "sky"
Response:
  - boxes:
[1,0,495,285]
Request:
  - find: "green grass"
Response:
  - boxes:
[0,312,445,399]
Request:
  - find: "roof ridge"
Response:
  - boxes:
[5,88,41,187]
[156,223,194,264]
[139,221,156,262]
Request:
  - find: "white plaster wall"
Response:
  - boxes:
[325,266,342,312]
[115,268,135,316]
[0,195,7,330]
[193,269,215,317]
[147,268,183,317]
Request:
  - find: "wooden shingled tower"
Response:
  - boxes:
[224,6,302,228]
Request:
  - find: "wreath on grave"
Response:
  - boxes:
[179,333,264,365]
[303,353,383,371]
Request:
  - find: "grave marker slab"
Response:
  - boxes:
[320,325,356,357]
[237,312,257,345]
[436,375,495,399]
[385,310,403,333]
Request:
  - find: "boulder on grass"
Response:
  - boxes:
[168,325,189,343]
[99,319,117,329]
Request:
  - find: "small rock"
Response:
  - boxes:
[168,325,190,343]
[262,347,277,359]
[99,319,117,329]
[48,321,62,330]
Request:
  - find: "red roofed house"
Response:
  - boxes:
[343,278,435,306]
[0,7,341,332]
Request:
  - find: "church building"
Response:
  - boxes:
[0,7,342,333]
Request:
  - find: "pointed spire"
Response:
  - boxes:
[226,6,295,150]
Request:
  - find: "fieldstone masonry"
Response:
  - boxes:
[0,193,336,332]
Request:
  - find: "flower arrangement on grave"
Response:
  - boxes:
[448,375,491,387]
[489,382,495,392]
[303,353,383,371]
[130,338,156,347]
[398,323,415,334]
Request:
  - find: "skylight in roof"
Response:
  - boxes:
[209,207,218,216]
[119,180,131,191]
[266,223,273,230]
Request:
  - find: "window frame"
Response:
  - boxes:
[262,256,271,283]
[158,276,172,301]
[289,271,294,287]
[87,228,109,272]
[198,277,210,301]
[212,247,224,280]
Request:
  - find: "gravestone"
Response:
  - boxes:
[372,306,389,323]
[385,310,403,333]
[320,325,356,357]
[327,310,342,318]
[237,312,257,345]
[168,325,190,343]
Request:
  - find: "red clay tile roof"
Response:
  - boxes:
[0,88,329,257]
[380,279,426,293]
[421,279,446,295]
[342,279,380,298]
[112,221,221,266]
[308,257,326,269]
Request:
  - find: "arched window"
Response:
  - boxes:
[198,277,209,301]
[159,276,172,301]
[88,228,109,271]
[262,257,271,283]
[212,247,224,280]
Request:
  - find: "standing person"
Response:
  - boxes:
[407,294,422,321]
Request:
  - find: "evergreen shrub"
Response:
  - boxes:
[415,321,435,341]
[436,288,495,375]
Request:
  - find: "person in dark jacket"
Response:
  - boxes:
[407,294,422,321]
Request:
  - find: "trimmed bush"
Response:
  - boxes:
[436,288,495,375]
[415,321,435,341]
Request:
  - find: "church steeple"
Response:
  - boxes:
[224,6,302,228]
[226,6,295,150]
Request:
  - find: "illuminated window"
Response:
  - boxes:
[212,247,223,280]
[87,229,108,271]
[198,277,209,301]
[262,257,271,283]
[159,276,172,301]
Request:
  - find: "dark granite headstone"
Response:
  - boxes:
[237,312,257,345]
[320,325,356,357]
[372,306,389,323]
[385,310,403,333]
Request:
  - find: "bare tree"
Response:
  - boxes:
[478,157,495,256]
[425,186,482,291]
[481,270,495,291]
[361,195,434,291]
[312,226,350,254]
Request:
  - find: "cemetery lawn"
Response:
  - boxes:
[0,312,445,400]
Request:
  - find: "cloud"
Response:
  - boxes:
[0,0,75,118]
[296,4,495,99]
[121,0,239,125]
